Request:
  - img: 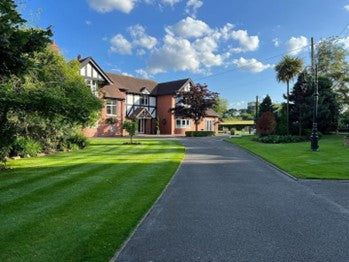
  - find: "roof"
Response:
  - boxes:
[101,84,125,100]
[106,73,158,94]
[153,78,191,96]
[129,107,153,119]
[219,120,255,126]
[79,56,113,84]
[205,108,219,117]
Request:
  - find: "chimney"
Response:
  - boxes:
[51,41,59,52]
[77,54,82,61]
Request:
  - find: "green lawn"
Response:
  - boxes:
[0,138,184,261]
[225,135,349,179]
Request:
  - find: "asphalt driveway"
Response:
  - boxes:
[115,136,349,262]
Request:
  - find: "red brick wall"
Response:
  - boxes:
[83,99,125,137]
[156,95,175,135]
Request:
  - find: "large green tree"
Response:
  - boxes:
[258,95,275,118]
[213,97,229,118]
[316,38,349,105]
[275,56,304,134]
[0,0,52,76]
[289,73,340,135]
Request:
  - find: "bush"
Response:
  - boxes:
[185,131,215,137]
[66,133,89,149]
[255,135,307,144]
[256,112,276,136]
[106,117,118,125]
[10,137,42,157]
[230,128,236,135]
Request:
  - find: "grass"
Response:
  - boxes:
[0,138,184,261]
[225,135,349,180]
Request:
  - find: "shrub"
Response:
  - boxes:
[66,133,89,149]
[185,131,215,137]
[10,137,42,157]
[123,118,138,144]
[230,128,236,135]
[255,135,307,144]
[106,117,118,125]
[256,112,276,136]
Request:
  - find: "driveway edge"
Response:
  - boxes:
[223,139,298,181]
[110,140,186,262]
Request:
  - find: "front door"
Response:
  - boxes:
[139,119,145,133]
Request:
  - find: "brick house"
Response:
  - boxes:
[79,56,219,136]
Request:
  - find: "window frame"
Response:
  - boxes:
[106,98,117,116]
[176,118,191,129]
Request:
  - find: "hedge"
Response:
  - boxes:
[185,131,215,137]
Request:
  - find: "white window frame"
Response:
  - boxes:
[86,80,98,97]
[106,99,117,116]
[176,118,191,129]
[140,95,149,106]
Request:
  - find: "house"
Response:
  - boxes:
[78,56,219,136]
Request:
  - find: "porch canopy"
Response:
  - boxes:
[129,107,153,119]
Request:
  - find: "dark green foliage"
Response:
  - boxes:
[10,137,42,157]
[66,132,90,149]
[123,118,138,143]
[258,95,275,118]
[185,131,215,137]
[274,103,288,135]
[0,0,52,76]
[255,135,307,144]
[173,84,218,131]
[289,74,340,134]
[105,117,118,125]
[339,110,349,132]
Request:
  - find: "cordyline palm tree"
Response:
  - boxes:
[275,55,304,134]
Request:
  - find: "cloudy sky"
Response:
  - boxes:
[20,0,349,108]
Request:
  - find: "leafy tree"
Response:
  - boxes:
[246,101,257,118]
[0,46,102,162]
[289,73,340,135]
[275,56,304,134]
[222,108,238,119]
[0,0,52,76]
[316,38,349,105]
[213,97,228,118]
[258,95,275,118]
[172,83,218,131]
[123,118,138,144]
[256,112,277,136]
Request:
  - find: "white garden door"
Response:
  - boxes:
[205,120,213,131]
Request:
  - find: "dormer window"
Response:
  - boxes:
[140,95,148,106]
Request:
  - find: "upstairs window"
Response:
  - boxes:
[86,80,98,97]
[176,118,191,129]
[140,95,148,106]
[106,99,117,116]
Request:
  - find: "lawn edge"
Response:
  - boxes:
[110,140,185,262]
[223,138,298,181]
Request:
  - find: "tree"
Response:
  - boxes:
[316,38,349,105]
[256,112,277,136]
[258,95,275,118]
[0,0,52,76]
[123,118,138,144]
[275,56,304,134]
[289,73,340,135]
[222,108,238,119]
[172,84,218,131]
[213,97,228,118]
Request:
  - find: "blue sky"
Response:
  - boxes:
[19,0,349,108]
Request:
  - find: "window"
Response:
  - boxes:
[86,80,98,97]
[176,118,191,129]
[107,99,117,116]
[205,120,213,131]
[140,95,148,105]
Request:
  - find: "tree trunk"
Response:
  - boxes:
[195,122,198,131]
[130,135,133,144]
[286,81,290,135]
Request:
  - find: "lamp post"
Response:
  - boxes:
[310,37,319,151]
[300,38,319,151]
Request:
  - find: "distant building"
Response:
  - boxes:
[78,56,219,136]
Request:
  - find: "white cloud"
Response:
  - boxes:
[337,36,349,50]
[110,34,133,55]
[344,4,349,11]
[272,38,280,47]
[85,20,92,25]
[128,24,158,49]
[185,0,203,17]
[230,30,260,53]
[136,69,151,78]
[166,17,211,38]
[161,0,181,6]
[232,57,273,73]
[285,36,308,55]
[87,0,137,13]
